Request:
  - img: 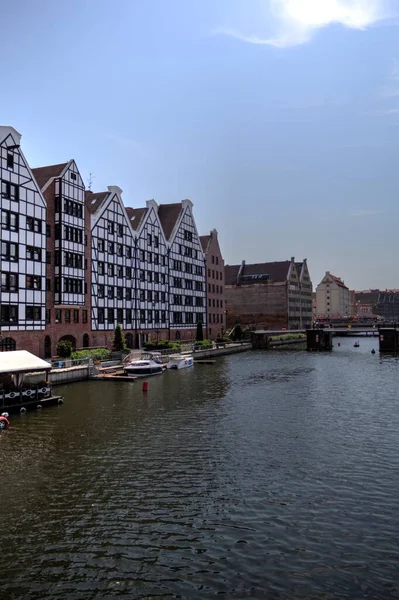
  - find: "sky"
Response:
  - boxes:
[1,0,399,290]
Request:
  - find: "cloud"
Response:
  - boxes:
[217,0,397,48]
[350,209,383,217]
[381,59,399,98]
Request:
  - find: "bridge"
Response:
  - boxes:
[252,326,397,352]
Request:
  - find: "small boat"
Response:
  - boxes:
[354,342,360,348]
[124,359,163,377]
[166,354,194,370]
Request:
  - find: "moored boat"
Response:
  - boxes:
[166,354,194,370]
[124,359,164,377]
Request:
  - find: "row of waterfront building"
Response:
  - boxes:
[4,125,363,359]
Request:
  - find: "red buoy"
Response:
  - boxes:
[142,381,149,392]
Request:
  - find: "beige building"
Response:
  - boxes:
[315,272,350,317]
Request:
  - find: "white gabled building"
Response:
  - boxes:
[158,199,206,341]
[127,200,169,346]
[0,126,47,352]
[316,271,350,317]
[86,187,135,339]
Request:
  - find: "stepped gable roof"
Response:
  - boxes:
[225,261,290,285]
[127,207,148,230]
[199,235,211,253]
[32,162,68,189]
[158,203,182,240]
[85,190,108,214]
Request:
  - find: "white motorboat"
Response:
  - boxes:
[166,354,194,370]
[123,353,164,377]
[124,359,163,377]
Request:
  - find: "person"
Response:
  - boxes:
[0,412,10,430]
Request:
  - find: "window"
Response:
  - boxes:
[108,241,114,254]
[147,271,152,283]
[147,290,153,302]
[27,246,42,261]
[1,305,18,324]
[140,290,145,302]
[173,260,182,271]
[55,309,62,323]
[140,310,145,324]
[195,265,203,276]
[147,310,153,323]
[98,262,105,275]
[126,266,132,279]
[1,272,18,292]
[140,249,145,261]
[216,285,219,294]
[154,254,159,265]
[98,285,105,298]
[117,244,123,257]
[1,241,18,261]
[196,297,203,307]
[195,281,203,291]
[184,246,193,258]
[126,247,132,259]
[140,270,145,282]
[161,310,166,323]
[161,291,166,303]
[107,308,114,324]
[46,224,51,238]
[212,255,215,264]
[82,310,88,324]
[185,296,193,306]
[184,230,192,242]
[117,309,123,323]
[46,309,51,324]
[65,309,71,323]
[98,239,105,252]
[173,294,182,305]
[212,270,215,278]
[173,312,183,324]
[26,306,41,321]
[154,291,160,302]
[26,217,42,233]
[155,310,160,323]
[209,299,211,307]
[154,235,159,248]
[7,152,14,169]
[173,277,182,288]
[161,274,166,284]
[26,275,41,290]
[186,312,194,324]
[73,310,79,323]
[1,181,19,201]
[70,172,77,180]
[117,287,123,300]
[185,280,193,290]
[117,224,123,237]
[1,210,18,231]
[154,272,159,284]
[148,252,152,263]
[208,284,211,292]
[117,265,123,278]
[147,234,152,246]
[185,262,193,274]
[108,286,114,299]
[46,251,51,264]
[216,271,219,280]
[126,308,132,323]
[212,284,215,293]
[126,288,132,301]
[107,221,114,234]
[212,299,215,307]
[108,264,114,277]
[98,308,105,324]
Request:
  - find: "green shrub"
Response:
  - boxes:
[143,340,181,351]
[71,348,111,361]
[193,339,212,348]
[57,340,73,358]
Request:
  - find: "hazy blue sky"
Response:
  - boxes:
[1,0,399,289]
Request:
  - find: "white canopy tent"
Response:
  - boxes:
[0,351,51,376]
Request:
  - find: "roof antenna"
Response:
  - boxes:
[87,172,94,191]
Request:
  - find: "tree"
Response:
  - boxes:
[57,340,73,358]
[196,320,204,342]
[112,324,127,352]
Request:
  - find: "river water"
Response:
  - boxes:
[1,337,399,599]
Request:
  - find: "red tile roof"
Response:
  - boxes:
[199,235,211,253]
[158,203,183,240]
[32,162,68,190]
[225,261,291,285]
[327,274,348,289]
[127,207,148,230]
[85,191,108,214]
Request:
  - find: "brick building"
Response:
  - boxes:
[0,126,213,357]
[200,229,225,339]
[225,258,312,331]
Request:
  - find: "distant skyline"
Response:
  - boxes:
[1,0,399,289]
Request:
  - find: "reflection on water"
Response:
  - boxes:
[1,337,399,599]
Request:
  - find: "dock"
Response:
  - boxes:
[92,369,138,382]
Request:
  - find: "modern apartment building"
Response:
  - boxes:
[0,126,211,356]
[200,229,225,339]
[315,271,350,317]
[225,258,313,331]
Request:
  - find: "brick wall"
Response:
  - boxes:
[225,282,289,330]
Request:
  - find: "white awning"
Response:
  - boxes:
[0,351,51,375]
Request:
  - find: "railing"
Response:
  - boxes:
[49,357,92,369]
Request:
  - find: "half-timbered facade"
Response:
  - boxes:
[87,187,135,344]
[128,200,169,346]
[0,126,47,355]
[159,200,206,341]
